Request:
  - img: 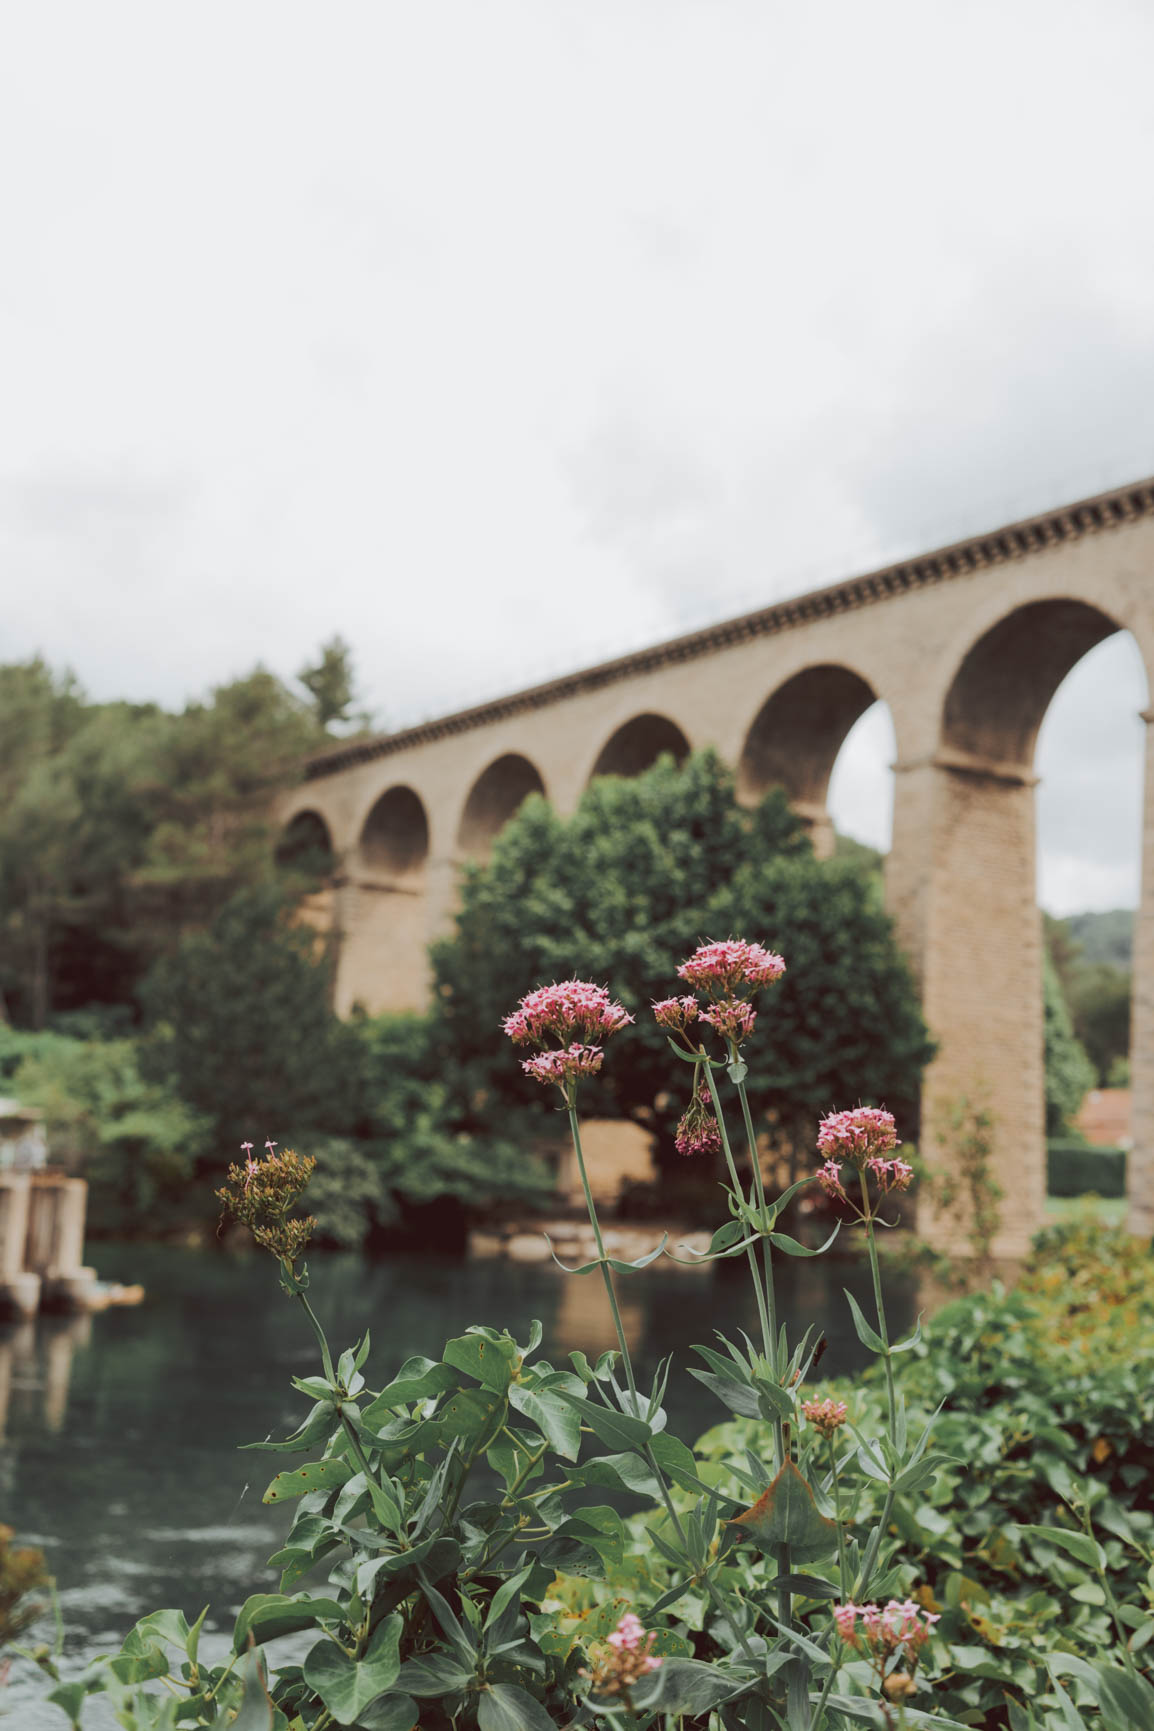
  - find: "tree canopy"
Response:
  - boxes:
[0,656,333,1027]
[430,751,935,1172]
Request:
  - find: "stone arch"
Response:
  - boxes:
[942,597,1124,768]
[359,784,429,883]
[590,713,690,780]
[457,753,546,858]
[275,809,336,878]
[737,665,881,853]
[738,665,880,807]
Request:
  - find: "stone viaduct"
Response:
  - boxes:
[279,478,1154,1255]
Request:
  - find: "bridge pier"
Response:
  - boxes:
[890,752,1046,1257]
[1130,710,1154,1240]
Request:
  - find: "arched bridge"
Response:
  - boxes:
[280,478,1154,1253]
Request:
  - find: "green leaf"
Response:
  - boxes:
[648,1431,705,1492]
[128,1608,192,1652]
[688,1366,762,1419]
[607,1233,668,1273]
[353,1696,419,1731]
[46,1680,91,1722]
[233,1591,347,1652]
[843,1288,886,1355]
[439,1386,504,1445]
[1014,1524,1107,1571]
[573,1450,661,1498]
[767,1223,840,1257]
[302,1616,403,1726]
[364,1356,459,1411]
[443,1330,519,1392]
[230,1648,278,1731]
[560,1391,651,1451]
[477,1682,556,1730]
[397,1652,476,1696]
[367,1477,404,1534]
[653,1656,752,1714]
[726,1459,838,1563]
[544,1234,603,1275]
[1093,1663,1154,1730]
[755,1379,795,1422]
[106,1639,169,1684]
[508,1384,582,1460]
[263,1458,353,1504]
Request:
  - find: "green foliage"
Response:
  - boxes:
[930,1094,1004,1265]
[1047,1142,1127,1199]
[0,654,336,1029]
[431,751,934,1169]
[1064,910,1134,973]
[141,885,355,1151]
[1046,914,1133,1088]
[5,1029,211,1234]
[296,633,371,733]
[1044,955,1097,1136]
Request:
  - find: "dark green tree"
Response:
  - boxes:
[430,751,934,1174]
[297,635,368,733]
[140,885,356,1163]
[1043,953,1097,1136]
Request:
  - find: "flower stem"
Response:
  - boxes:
[567,1101,637,1401]
[566,1092,757,1664]
[289,1276,375,1482]
[858,1172,897,1436]
[831,1444,850,1602]
[701,1063,774,1366]
[736,1076,781,1385]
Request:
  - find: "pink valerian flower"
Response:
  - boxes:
[866,1155,914,1194]
[834,1598,940,1662]
[652,995,699,1032]
[817,1159,847,1202]
[817,1106,899,1169]
[503,980,633,1048]
[675,1085,722,1157]
[677,940,785,996]
[802,1396,848,1439]
[583,1611,662,1697]
[521,1045,604,1092]
[699,998,757,1043]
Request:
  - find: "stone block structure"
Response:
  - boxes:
[279,479,1154,1254]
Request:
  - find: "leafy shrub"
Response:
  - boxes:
[1046,1142,1127,1200]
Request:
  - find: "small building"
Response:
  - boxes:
[1076,1087,1132,1150]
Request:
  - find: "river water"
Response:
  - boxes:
[1,1240,914,1724]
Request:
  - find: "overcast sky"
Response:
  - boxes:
[2,2,1152,915]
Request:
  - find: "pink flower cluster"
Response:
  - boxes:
[655,940,785,1054]
[677,940,785,995]
[801,1396,848,1438]
[583,1611,662,1698]
[817,1106,899,1167]
[503,981,633,1046]
[817,1159,848,1202]
[675,1085,722,1158]
[833,1599,939,1660]
[699,998,757,1042]
[504,980,632,1097]
[521,1045,604,1088]
[606,1612,660,1664]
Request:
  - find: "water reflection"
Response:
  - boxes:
[0,1312,93,1440]
[1,1242,915,1724]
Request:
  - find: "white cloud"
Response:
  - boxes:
[1,0,1152,908]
